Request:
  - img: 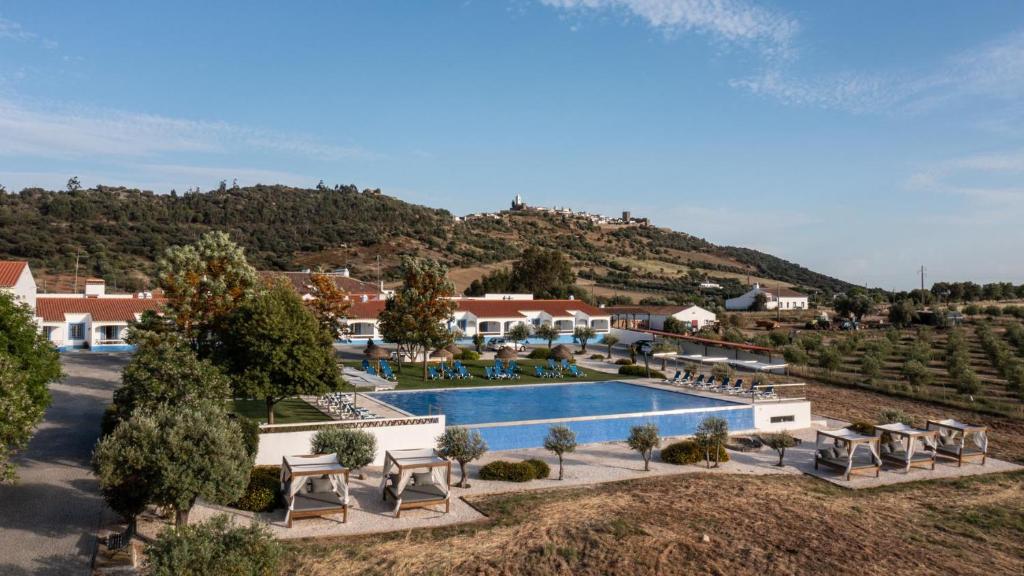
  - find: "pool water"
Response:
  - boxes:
[369,381,741,425]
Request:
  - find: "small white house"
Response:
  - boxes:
[0,261,37,311]
[725,284,809,311]
[35,279,164,351]
[607,305,717,332]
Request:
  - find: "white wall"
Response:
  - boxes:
[255,416,446,466]
[669,306,716,329]
[10,266,37,311]
[752,400,811,432]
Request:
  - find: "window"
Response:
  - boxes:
[100,325,122,341]
[43,326,56,341]
[69,323,85,340]
[770,415,795,424]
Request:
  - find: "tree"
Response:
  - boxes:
[601,334,620,359]
[311,428,377,478]
[66,176,81,192]
[574,326,597,353]
[834,292,875,321]
[761,432,796,466]
[662,316,687,334]
[110,331,230,426]
[436,427,487,488]
[377,258,457,381]
[93,401,252,526]
[509,247,576,299]
[626,423,660,471]
[751,292,769,311]
[888,300,917,328]
[472,333,485,353]
[543,425,577,480]
[535,324,560,349]
[506,322,531,345]
[145,515,282,576]
[818,347,841,375]
[782,344,809,366]
[305,271,352,341]
[217,281,342,424]
[157,231,260,355]
[694,416,729,468]
[0,292,61,483]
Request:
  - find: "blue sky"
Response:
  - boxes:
[1,1,1023,289]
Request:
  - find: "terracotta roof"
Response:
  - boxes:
[345,298,608,321]
[36,297,165,323]
[260,271,380,296]
[0,261,28,288]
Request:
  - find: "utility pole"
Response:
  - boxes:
[919,265,927,293]
[376,255,382,291]
[72,248,82,293]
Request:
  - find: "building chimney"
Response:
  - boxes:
[84,279,105,298]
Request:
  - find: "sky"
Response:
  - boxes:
[1,1,1023,290]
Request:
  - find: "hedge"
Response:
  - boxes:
[618,365,666,379]
[524,458,550,479]
[660,440,730,465]
[527,348,552,360]
[233,466,281,513]
[614,358,634,365]
[459,349,480,361]
[479,460,540,482]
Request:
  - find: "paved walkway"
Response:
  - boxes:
[0,353,126,576]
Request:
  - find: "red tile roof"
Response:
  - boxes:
[0,261,28,288]
[344,298,608,320]
[260,271,381,297]
[36,297,166,323]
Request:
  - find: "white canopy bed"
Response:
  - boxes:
[380,448,452,518]
[280,454,349,528]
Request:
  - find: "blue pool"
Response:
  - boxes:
[370,381,755,451]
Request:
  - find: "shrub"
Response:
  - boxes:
[614,358,634,365]
[984,305,1003,317]
[236,416,262,459]
[861,355,882,381]
[901,359,932,387]
[528,348,551,360]
[437,427,487,488]
[782,345,808,366]
[589,354,605,360]
[478,460,537,482]
[710,363,732,380]
[768,330,790,347]
[524,458,550,479]
[963,304,981,315]
[627,423,660,471]
[660,440,729,465]
[459,349,480,361]
[848,421,875,435]
[617,365,665,379]
[233,466,281,513]
[311,428,377,472]
[146,515,282,576]
[878,408,912,425]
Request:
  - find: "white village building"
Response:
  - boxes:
[606,304,717,332]
[0,261,38,312]
[725,284,809,311]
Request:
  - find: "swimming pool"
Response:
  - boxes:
[369,381,754,451]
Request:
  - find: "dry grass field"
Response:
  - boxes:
[284,470,1023,576]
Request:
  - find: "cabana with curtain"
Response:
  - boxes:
[926,419,988,466]
[874,423,938,472]
[814,428,882,480]
[380,448,452,518]
[280,454,349,528]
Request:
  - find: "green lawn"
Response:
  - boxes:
[348,358,633,390]
[226,397,332,424]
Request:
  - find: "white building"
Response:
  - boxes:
[607,304,717,332]
[340,295,612,344]
[725,284,809,311]
[0,261,38,311]
[35,279,164,351]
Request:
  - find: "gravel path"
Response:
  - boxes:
[0,353,126,576]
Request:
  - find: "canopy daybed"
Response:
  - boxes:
[814,428,882,480]
[280,454,350,528]
[380,448,451,518]
[925,419,988,466]
[873,423,938,472]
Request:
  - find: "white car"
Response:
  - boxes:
[486,337,527,352]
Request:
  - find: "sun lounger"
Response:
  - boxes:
[679,370,693,384]
[379,361,397,381]
[690,374,705,388]
[665,370,682,384]
[534,365,546,378]
[458,365,472,379]
[366,365,379,377]
[567,364,583,377]
[361,359,371,371]
[427,366,441,380]
[560,359,571,371]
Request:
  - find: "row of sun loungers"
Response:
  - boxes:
[429,361,475,381]
[662,370,776,399]
[317,392,381,419]
[534,358,584,378]
[361,359,398,381]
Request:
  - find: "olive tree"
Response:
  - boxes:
[761,432,796,466]
[311,427,377,478]
[543,425,577,480]
[601,334,619,359]
[436,426,487,488]
[93,401,252,526]
[0,292,61,483]
[626,423,660,471]
[573,326,597,353]
[694,416,729,468]
[506,322,531,345]
[535,324,560,349]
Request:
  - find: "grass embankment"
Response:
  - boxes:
[347,358,631,390]
[283,471,1024,576]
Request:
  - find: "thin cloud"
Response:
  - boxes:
[906,148,1024,211]
[0,98,372,161]
[733,31,1024,114]
[538,0,798,59]
[0,16,35,41]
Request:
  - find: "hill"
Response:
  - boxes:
[0,185,852,303]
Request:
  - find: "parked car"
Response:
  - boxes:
[634,340,655,356]
[486,337,527,352]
